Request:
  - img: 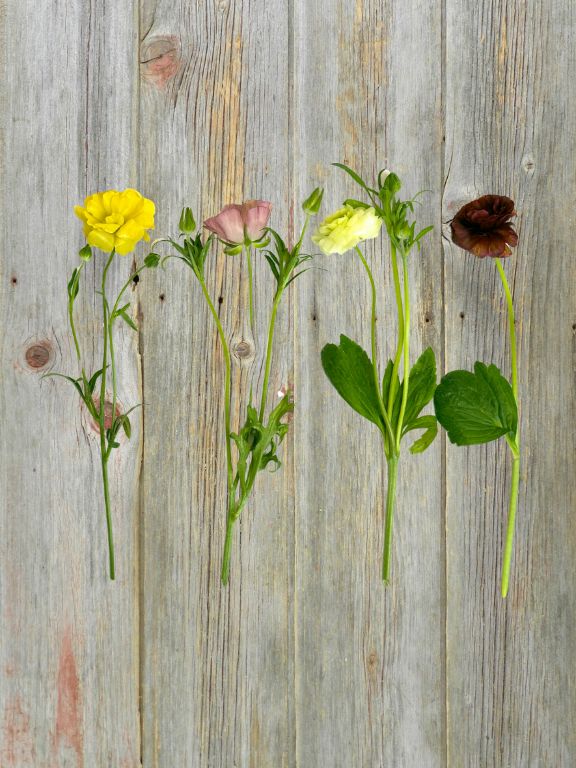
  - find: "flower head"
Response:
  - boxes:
[312,204,382,255]
[204,200,272,246]
[74,189,155,255]
[450,195,518,258]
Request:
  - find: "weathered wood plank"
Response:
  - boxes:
[443,0,576,764]
[293,0,445,765]
[0,1,141,766]
[138,1,294,765]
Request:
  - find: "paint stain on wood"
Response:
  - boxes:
[52,629,83,768]
[141,36,181,89]
[1,697,36,766]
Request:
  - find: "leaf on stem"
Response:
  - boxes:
[321,335,385,430]
[434,362,517,445]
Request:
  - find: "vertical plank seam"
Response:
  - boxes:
[287,0,298,764]
[440,0,449,764]
[134,0,144,764]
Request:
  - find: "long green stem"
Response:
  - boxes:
[196,275,235,584]
[354,247,395,447]
[68,263,84,362]
[383,455,399,582]
[496,258,520,598]
[259,292,281,422]
[387,243,405,418]
[395,250,411,452]
[245,244,255,332]
[99,250,115,580]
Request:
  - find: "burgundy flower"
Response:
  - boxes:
[204,200,272,246]
[450,195,518,258]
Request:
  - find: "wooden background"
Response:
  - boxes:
[0,0,574,765]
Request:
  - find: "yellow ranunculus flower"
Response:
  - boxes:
[312,204,382,255]
[74,188,155,255]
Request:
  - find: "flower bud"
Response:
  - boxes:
[179,207,196,234]
[144,252,161,268]
[79,244,93,261]
[383,172,401,195]
[302,187,324,215]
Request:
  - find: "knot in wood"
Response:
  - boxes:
[140,35,181,89]
[233,340,254,361]
[24,341,52,370]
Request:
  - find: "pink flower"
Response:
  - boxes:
[204,200,272,245]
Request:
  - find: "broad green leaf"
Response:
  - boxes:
[403,415,438,454]
[434,362,517,446]
[321,335,384,430]
[402,347,437,428]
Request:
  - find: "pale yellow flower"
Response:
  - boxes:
[74,188,155,255]
[312,205,382,255]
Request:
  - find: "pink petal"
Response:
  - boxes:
[243,200,272,241]
[204,204,245,244]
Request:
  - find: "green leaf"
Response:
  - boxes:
[119,310,138,331]
[381,359,401,426]
[434,362,517,446]
[402,347,437,428]
[321,335,384,430]
[333,162,378,198]
[403,415,438,454]
[343,198,370,209]
[42,372,85,402]
[121,415,131,439]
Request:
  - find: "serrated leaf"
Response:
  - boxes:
[321,335,384,431]
[404,415,438,454]
[434,362,517,446]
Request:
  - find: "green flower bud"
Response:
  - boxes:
[79,244,93,262]
[302,187,324,215]
[179,207,196,234]
[383,172,401,195]
[144,252,161,268]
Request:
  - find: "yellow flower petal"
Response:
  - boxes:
[87,228,115,252]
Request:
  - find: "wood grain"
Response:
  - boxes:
[443,0,576,765]
[0,0,575,766]
[0,0,141,765]
[138,1,294,765]
[292,0,445,765]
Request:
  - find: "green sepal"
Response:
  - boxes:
[434,362,517,446]
[144,252,161,268]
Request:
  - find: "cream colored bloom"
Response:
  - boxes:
[74,188,155,255]
[312,205,382,255]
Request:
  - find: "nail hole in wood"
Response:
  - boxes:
[459,311,465,319]
[11,276,17,285]
[159,293,165,302]
[218,296,224,305]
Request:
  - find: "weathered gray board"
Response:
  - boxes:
[0,1,574,766]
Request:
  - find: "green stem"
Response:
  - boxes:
[387,243,405,418]
[99,250,115,580]
[395,250,411,452]
[259,292,281,422]
[383,454,399,582]
[221,513,235,585]
[68,263,84,362]
[197,274,236,583]
[496,258,520,598]
[198,276,233,494]
[354,247,395,448]
[245,244,255,332]
[495,259,518,400]
[501,447,520,597]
